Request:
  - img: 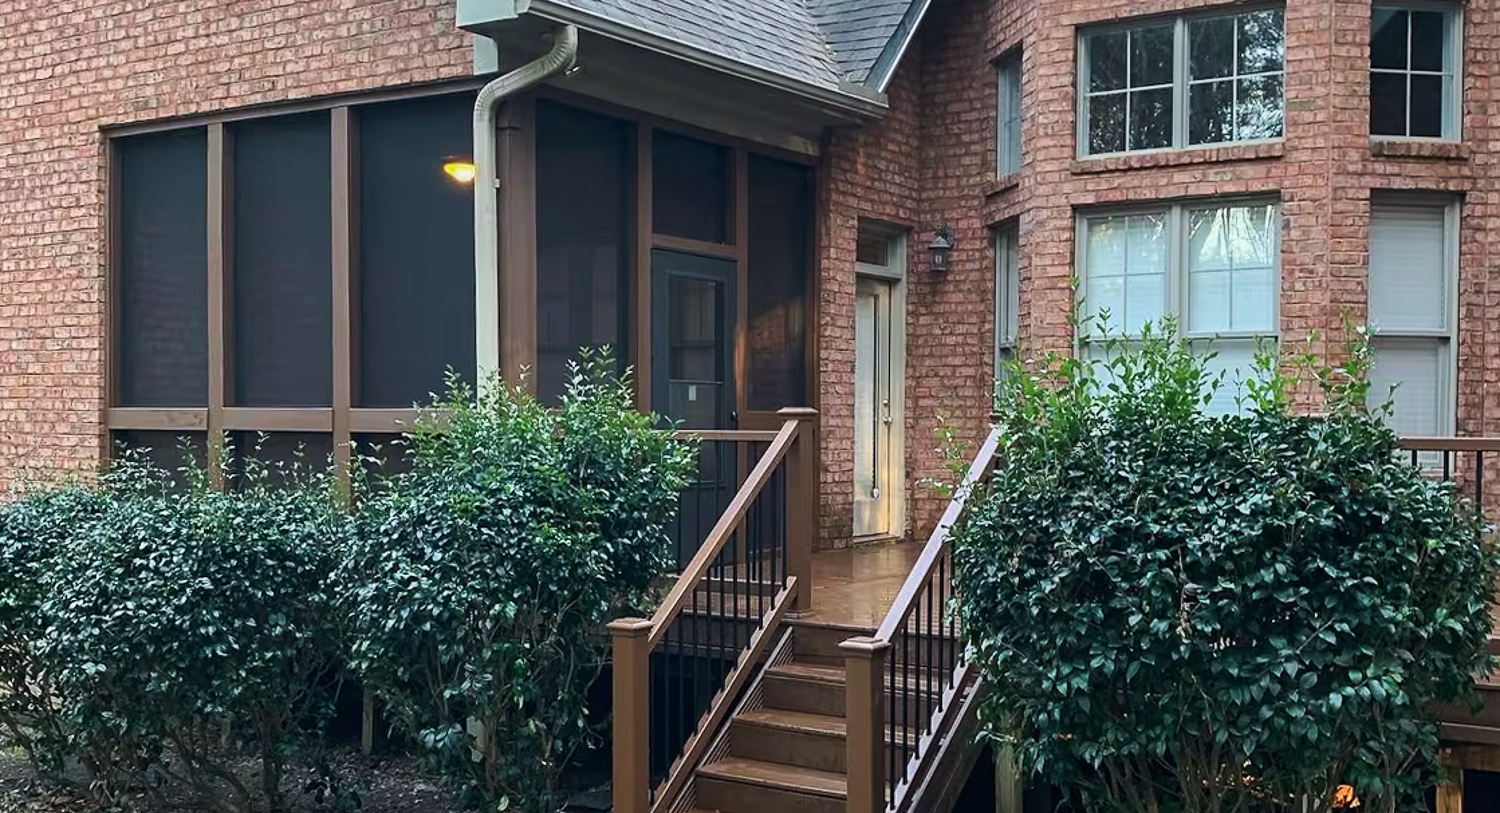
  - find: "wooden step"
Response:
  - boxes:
[696,757,846,813]
[764,661,848,716]
[732,709,847,773]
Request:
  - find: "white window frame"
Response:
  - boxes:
[995,222,1020,371]
[1369,2,1463,141]
[1076,5,1286,157]
[1075,199,1281,410]
[997,50,1023,176]
[1367,196,1459,436]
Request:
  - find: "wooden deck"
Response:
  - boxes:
[804,540,924,628]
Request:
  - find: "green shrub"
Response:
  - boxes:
[954,323,1500,813]
[340,354,695,812]
[37,443,349,813]
[0,484,105,782]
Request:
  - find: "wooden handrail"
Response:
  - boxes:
[1398,436,1500,452]
[873,425,1004,643]
[646,418,800,649]
[672,428,783,443]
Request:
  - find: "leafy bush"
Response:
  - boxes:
[0,484,105,781]
[340,354,695,812]
[954,322,1500,813]
[37,443,349,813]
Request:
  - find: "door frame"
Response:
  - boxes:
[853,229,907,540]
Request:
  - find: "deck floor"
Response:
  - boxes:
[805,540,924,629]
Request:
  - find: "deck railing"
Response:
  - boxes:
[610,407,817,813]
[843,424,1004,813]
[1397,436,1500,509]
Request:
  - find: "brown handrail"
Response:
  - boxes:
[873,426,1003,642]
[1399,436,1500,452]
[647,417,800,649]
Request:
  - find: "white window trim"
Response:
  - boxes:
[1074,197,1282,346]
[997,50,1023,177]
[1368,195,1460,436]
[1075,4,1286,157]
[1369,2,1464,142]
[994,223,1020,370]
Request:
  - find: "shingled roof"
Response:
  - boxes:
[538,0,926,96]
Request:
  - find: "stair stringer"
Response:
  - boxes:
[891,667,988,813]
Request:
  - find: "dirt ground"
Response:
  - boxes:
[0,748,612,813]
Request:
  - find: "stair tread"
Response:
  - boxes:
[699,756,848,798]
[767,660,846,684]
[738,708,846,736]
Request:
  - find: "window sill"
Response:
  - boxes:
[984,172,1022,197]
[1369,138,1469,160]
[1072,141,1284,174]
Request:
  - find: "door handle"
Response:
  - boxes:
[730,410,738,426]
[881,399,892,426]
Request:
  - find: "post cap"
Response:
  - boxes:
[607,617,655,637]
[838,636,892,657]
[777,407,818,419]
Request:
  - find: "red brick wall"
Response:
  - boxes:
[0,0,473,489]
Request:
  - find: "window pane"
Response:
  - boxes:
[1408,74,1445,137]
[1085,215,1165,334]
[745,155,811,411]
[1128,87,1172,150]
[1198,339,1266,416]
[1088,31,1128,91]
[1232,267,1276,332]
[1238,9,1285,74]
[856,231,889,265]
[1188,204,1277,333]
[536,101,633,405]
[1370,204,1446,332]
[653,131,730,243]
[1410,10,1447,72]
[1370,72,1409,136]
[1189,270,1231,332]
[116,129,209,407]
[230,113,333,407]
[1236,74,1284,139]
[1190,17,1234,80]
[1189,80,1234,145]
[1369,338,1446,436]
[1371,8,1410,70]
[1126,214,1168,275]
[1124,273,1166,334]
[356,93,476,409]
[996,226,1020,346]
[1130,25,1175,87]
[1000,59,1023,174]
[1088,94,1127,154]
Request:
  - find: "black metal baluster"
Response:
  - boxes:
[888,638,898,801]
[1476,450,1486,507]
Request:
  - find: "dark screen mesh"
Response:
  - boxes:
[110,431,210,488]
[354,433,415,482]
[745,155,811,410]
[116,130,209,407]
[356,93,476,408]
[228,431,335,490]
[230,113,333,407]
[536,100,633,404]
[652,131,730,243]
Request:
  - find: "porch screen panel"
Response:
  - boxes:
[653,131,730,243]
[110,431,209,491]
[230,114,333,407]
[228,432,335,491]
[745,155,811,410]
[356,93,477,408]
[535,100,632,404]
[116,129,209,407]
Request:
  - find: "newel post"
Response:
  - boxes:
[841,636,889,813]
[778,407,818,616]
[609,618,654,813]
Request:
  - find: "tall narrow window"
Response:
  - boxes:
[1370,5,1460,139]
[1080,200,1279,414]
[994,223,1020,370]
[1367,200,1455,436]
[997,52,1023,176]
[1079,7,1285,155]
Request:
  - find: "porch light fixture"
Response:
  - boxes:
[443,159,477,185]
[928,224,955,272]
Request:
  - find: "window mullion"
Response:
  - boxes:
[1170,205,1186,330]
[1174,18,1188,147]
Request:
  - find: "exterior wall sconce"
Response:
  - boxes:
[928,224,955,272]
[443,158,477,185]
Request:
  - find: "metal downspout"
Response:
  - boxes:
[474,24,579,381]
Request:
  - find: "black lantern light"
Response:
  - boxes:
[928,224,954,272]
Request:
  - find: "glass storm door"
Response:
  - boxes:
[854,276,896,537]
[652,249,737,566]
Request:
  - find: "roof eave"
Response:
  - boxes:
[475,0,890,120]
[864,0,934,94]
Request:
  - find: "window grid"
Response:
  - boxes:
[1370,4,1460,139]
[995,224,1020,370]
[997,53,1023,176]
[1078,7,1286,156]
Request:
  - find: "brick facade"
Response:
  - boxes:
[3,0,1497,545]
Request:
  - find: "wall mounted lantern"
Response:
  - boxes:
[928,224,955,272]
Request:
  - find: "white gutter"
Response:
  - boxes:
[474,24,579,382]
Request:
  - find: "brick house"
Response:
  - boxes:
[3,0,1499,810]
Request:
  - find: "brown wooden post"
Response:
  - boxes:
[610,618,654,813]
[1437,747,1463,813]
[779,407,818,615]
[841,636,888,813]
[497,95,538,390]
